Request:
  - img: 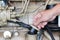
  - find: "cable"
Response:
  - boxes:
[44,26,60,32]
[7,20,32,30]
[45,25,55,40]
[7,20,38,35]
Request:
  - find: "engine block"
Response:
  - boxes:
[0,0,60,40]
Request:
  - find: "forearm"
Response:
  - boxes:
[51,4,60,16]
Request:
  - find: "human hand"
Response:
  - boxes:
[33,10,57,29]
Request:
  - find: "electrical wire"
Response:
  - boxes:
[45,26,55,40]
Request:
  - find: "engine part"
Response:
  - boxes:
[37,29,43,40]
[3,31,12,39]
[27,34,37,40]
[3,0,8,5]
[0,0,30,26]
[14,31,19,36]
[0,0,59,40]
[0,0,5,7]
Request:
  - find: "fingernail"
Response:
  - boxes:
[38,26,41,29]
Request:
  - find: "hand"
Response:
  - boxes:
[33,9,57,29]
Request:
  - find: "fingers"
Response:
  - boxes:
[37,22,47,29]
[33,13,42,26]
[37,23,42,29]
[34,13,41,22]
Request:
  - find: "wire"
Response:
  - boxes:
[45,25,55,40]
[7,20,32,30]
